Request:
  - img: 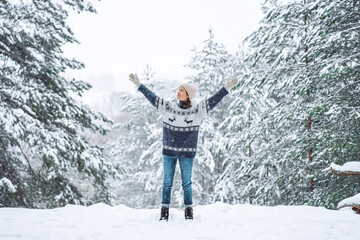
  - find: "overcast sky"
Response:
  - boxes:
[63,0,264,98]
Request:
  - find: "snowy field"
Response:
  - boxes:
[0,202,359,240]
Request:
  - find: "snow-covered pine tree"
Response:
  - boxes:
[0,0,117,208]
[239,0,360,208]
[185,28,236,204]
[305,0,360,208]
[239,0,319,205]
[108,66,161,208]
[217,45,276,204]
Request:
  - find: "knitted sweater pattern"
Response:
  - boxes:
[138,84,229,158]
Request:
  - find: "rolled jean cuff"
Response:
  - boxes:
[185,204,193,208]
[162,203,170,208]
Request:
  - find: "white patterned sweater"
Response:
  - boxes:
[138,84,229,158]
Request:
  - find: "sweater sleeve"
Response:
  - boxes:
[205,87,229,112]
[138,84,166,112]
[197,87,229,119]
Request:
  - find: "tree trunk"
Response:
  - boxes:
[304,1,314,191]
[248,109,251,157]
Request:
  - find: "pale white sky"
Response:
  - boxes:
[63,0,263,97]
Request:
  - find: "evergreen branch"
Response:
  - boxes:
[341,25,360,32]
[325,79,360,103]
[12,139,42,181]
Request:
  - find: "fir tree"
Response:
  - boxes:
[242,0,314,205]
[211,38,276,204]
[0,0,117,208]
[185,28,236,204]
[232,0,360,207]
[305,0,360,208]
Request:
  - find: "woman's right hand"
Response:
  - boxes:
[129,73,141,87]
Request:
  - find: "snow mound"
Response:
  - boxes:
[1,202,360,240]
[338,193,360,209]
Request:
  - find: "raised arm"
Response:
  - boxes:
[129,73,165,111]
[205,78,239,112]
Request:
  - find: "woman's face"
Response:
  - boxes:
[177,87,188,101]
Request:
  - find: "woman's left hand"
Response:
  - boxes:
[129,73,141,87]
[225,78,239,91]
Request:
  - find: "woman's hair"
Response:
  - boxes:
[183,97,192,109]
[179,91,192,109]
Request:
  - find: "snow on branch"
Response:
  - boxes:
[337,193,360,213]
[0,177,16,193]
[322,162,360,176]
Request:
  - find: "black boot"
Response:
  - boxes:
[159,206,169,221]
[185,207,193,220]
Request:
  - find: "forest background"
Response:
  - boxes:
[1,0,359,210]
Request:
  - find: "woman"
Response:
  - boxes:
[128,73,238,221]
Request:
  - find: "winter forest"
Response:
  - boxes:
[1,0,360,212]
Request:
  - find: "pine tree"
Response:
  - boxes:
[0,0,117,208]
[108,101,161,208]
[236,0,322,205]
[231,0,360,207]
[207,35,278,204]
[305,0,360,208]
[185,28,236,204]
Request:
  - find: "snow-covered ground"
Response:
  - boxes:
[0,202,359,240]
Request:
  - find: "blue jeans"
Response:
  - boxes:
[161,155,193,207]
